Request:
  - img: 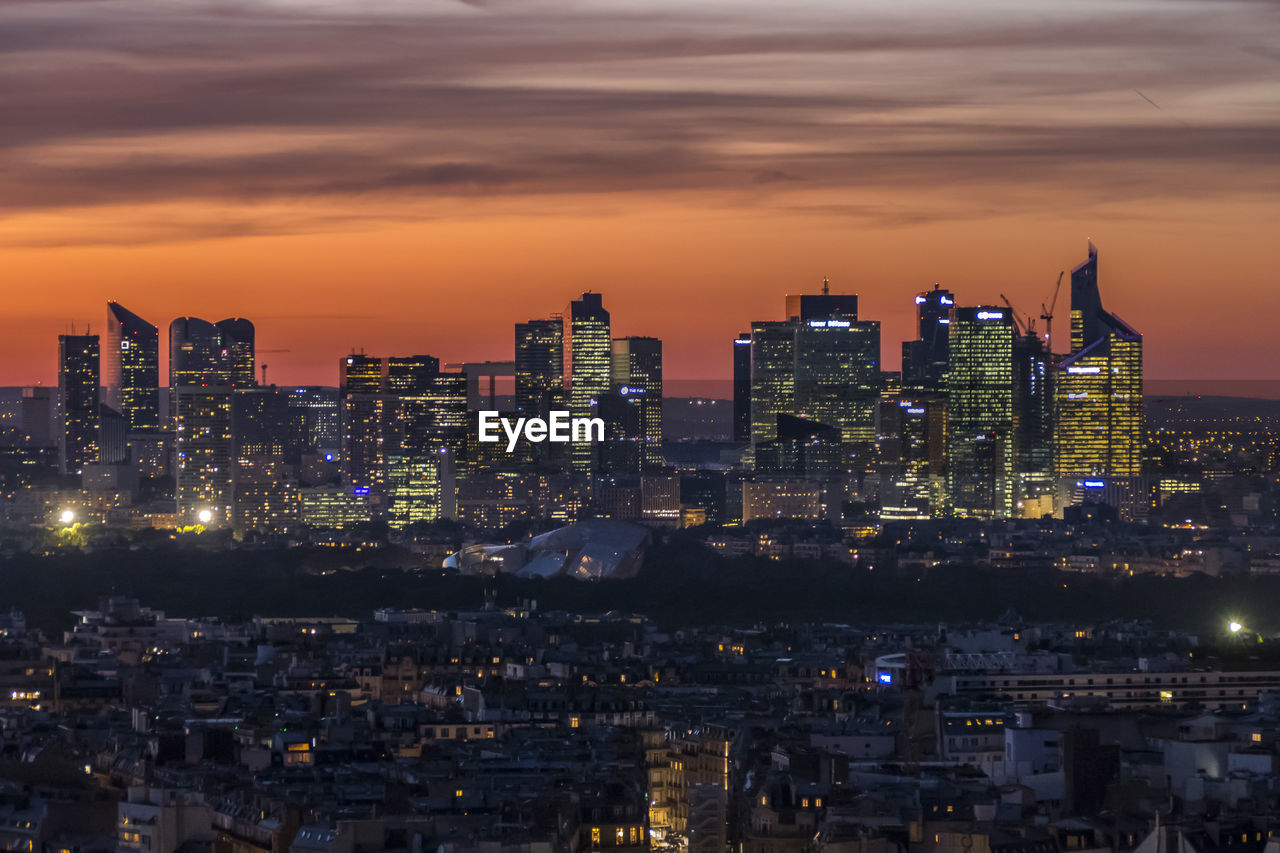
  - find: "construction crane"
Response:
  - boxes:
[999,294,1033,337]
[1040,271,1065,355]
[256,349,291,387]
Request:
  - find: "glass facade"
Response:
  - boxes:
[748,321,795,446]
[564,293,610,476]
[515,319,564,418]
[610,336,663,470]
[946,306,1014,519]
[1054,244,1144,515]
[793,318,880,445]
[58,334,100,475]
[105,302,160,432]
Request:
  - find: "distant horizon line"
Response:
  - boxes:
[6,378,1280,400]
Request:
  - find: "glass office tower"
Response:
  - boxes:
[515,319,564,418]
[1054,243,1144,516]
[610,336,663,469]
[105,302,160,432]
[58,334,100,475]
[946,306,1014,519]
[563,293,610,476]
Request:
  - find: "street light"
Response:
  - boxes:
[1229,620,1244,634]
[59,509,75,525]
[197,509,213,525]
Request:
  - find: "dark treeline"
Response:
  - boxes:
[0,536,1277,637]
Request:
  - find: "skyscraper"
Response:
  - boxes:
[105,302,160,432]
[288,387,340,453]
[231,386,300,537]
[748,283,879,455]
[338,354,463,523]
[748,321,795,446]
[1012,329,1054,516]
[901,285,954,390]
[732,332,751,442]
[58,334,99,475]
[878,394,947,520]
[946,306,1014,519]
[514,319,563,418]
[784,283,857,323]
[170,316,254,525]
[610,336,663,469]
[563,293,610,476]
[216,318,256,388]
[793,316,880,446]
[386,359,463,524]
[339,354,387,493]
[169,317,225,423]
[1054,243,1144,516]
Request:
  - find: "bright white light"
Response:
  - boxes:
[59,509,75,525]
[197,509,213,525]
[1229,621,1243,634]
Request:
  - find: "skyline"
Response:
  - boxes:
[0,244,1245,394]
[3,0,1279,384]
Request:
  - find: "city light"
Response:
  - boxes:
[197,508,213,525]
[59,509,75,525]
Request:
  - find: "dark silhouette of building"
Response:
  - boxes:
[902,284,954,391]
[732,332,751,442]
[58,333,100,475]
[515,318,564,418]
[610,336,663,470]
[754,414,844,478]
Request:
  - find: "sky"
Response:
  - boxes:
[1,0,1278,388]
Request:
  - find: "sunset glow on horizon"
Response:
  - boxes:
[2,0,1278,387]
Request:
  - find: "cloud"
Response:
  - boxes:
[0,0,1277,243]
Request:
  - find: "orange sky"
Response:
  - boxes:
[2,0,1278,386]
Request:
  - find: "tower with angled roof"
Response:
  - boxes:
[1054,243,1144,516]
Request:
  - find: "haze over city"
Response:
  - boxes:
[2,0,1279,386]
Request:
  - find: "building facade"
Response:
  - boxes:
[946,306,1014,519]
[58,334,100,475]
[105,302,160,433]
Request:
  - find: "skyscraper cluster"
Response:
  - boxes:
[31,245,1142,537]
[734,243,1143,520]
[510,294,665,478]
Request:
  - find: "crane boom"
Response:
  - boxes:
[999,294,1026,336]
[1040,271,1065,355]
